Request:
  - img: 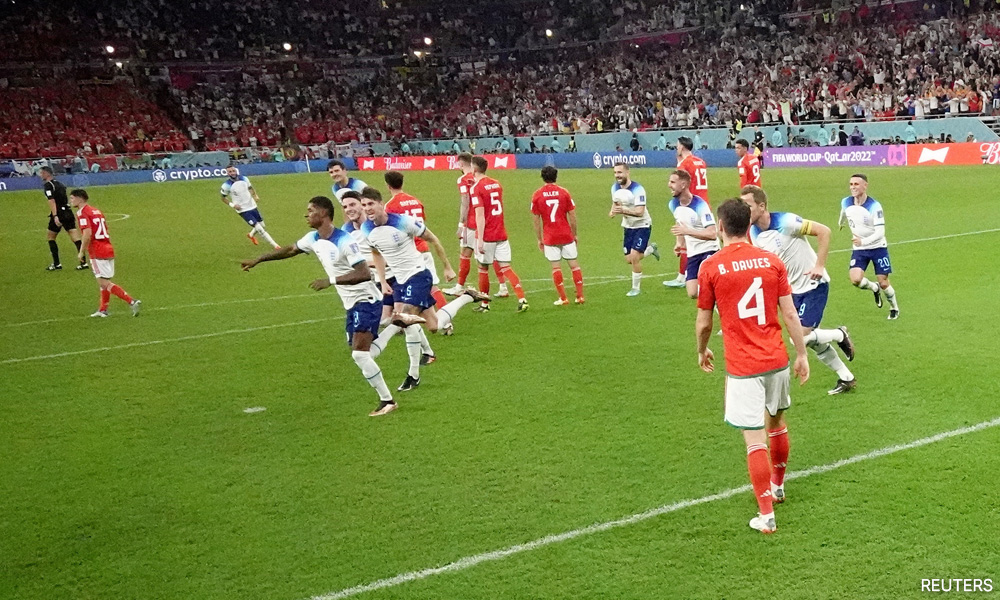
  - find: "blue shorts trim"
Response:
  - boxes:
[792,282,829,329]
[393,269,434,310]
[685,250,717,281]
[623,227,651,255]
[850,247,891,275]
[346,299,382,339]
[382,276,397,307]
[239,208,264,225]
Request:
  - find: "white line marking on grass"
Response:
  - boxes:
[0,318,336,365]
[308,416,1000,600]
[827,227,1000,254]
[243,406,267,414]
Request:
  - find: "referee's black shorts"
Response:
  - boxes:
[47,209,77,233]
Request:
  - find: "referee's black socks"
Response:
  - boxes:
[49,240,60,265]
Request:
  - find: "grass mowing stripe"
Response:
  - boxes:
[309,416,1000,600]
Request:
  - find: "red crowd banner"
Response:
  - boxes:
[905,142,1000,166]
[357,154,517,171]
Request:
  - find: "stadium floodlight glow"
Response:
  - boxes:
[115,61,123,68]
[545,29,553,38]
[413,50,424,57]
[105,45,115,54]
[423,37,433,46]
[283,42,292,51]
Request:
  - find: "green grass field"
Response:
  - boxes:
[2,165,999,599]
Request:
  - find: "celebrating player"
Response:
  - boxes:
[220,166,280,249]
[530,166,585,305]
[241,196,399,417]
[40,166,88,271]
[696,199,809,535]
[839,173,900,319]
[743,185,857,395]
[361,187,489,391]
[446,153,508,298]
[610,162,659,297]
[667,169,719,299]
[328,159,368,201]
[470,156,528,312]
[68,189,141,318]
[665,136,709,288]
[735,139,762,188]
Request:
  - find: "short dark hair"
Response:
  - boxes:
[671,169,691,183]
[471,156,488,173]
[360,186,384,202]
[717,199,751,237]
[384,170,404,189]
[734,138,750,149]
[740,185,767,207]
[457,152,473,164]
[40,166,53,175]
[70,188,89,200]
[613,161,629,170]
[677,136,694,151]
[540,166,558,183]
[850,173,868,182]
[327,159,346,171]
[309,195,336,219]
[340,190,361,203]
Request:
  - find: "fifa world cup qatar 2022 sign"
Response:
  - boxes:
[764,142,1000,167]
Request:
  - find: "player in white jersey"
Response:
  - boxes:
[220,165,280,248]
[328,159,368,201]
[743,185,858,396]
[839,173,899,319]
[360,186,489,392]
[609,162,659,296]
[667,169,720,299]
[240,195,401,416]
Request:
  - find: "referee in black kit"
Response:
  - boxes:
[40,166,87,270]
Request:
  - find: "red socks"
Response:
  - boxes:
[458,255,471,287]
[768,427,789,487]
[571,267,584,300]
[109,284,133,304]
[99,289,111,311]
[746,443,773,516]
[493,261,506,284]
[500,266,524,300]
[431,288,447,309]
[552,267,567,301]
[478,268,490,295]
[679,252,688,274]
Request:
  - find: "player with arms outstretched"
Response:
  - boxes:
[667,169,719,299]
[69,189,141,317]
[696,199,809,535]
[446,153,508,297]
[530,166,585,305]
[839,173,900,319]
[610,162,659,297]
[736,139,762,188]
[220,166,280,248]
[666,136,709,288]
[470,156,528,312]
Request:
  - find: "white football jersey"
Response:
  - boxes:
[332,177,368,201]
[611,181,652,229]
[221,176,257,212]
[361,213,427,284]
[669,195,720,256]
[295,228,381,310]
[751,212,830,295]
[839,196,887,249]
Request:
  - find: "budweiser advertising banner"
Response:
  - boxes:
[764,142,1000,167]
[357,154,517,171]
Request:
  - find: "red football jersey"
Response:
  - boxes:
[697,242,792,377]
[385,192,429,252]
[76,204,115,259]
[678,154,710,203]
[470,176,508,242]
[458,172,477,230]
[530,183,576,246]
[738,154,762,188]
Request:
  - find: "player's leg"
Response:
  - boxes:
[797,285,855,393]
[350,302,396,416]
[765,411,789,504]
[436,287,489,330]
[549,255,568,305]
[493,261,508,297]
[380,277,396,325]
[395,273,434,389]
[626,250,643,296]
[93,277,112,316]
[46,219,63,269]
[874,250,898,318]
[726,374,775,533]
[562,243,584,303]
[448,234,475,295]
[474,243,494,311]
[252,221,280,249]
[494,242,526,311]
[421,252,447,309]
[850,251,882,307]
[64,220,88,268]
[239,210,259,245]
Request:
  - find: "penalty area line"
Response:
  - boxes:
[308,416,1000,600]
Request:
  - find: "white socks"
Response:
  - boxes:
[253,223,279,248]
[404,325,422,378]
[857,277,880,293]
[631,272,642,291]
[351,350,392,401]
[884,285,899,310]
[813,343,853,381]
[437,295,473,330]
[416,324,433,356]
[370,324,400,359]
[804,328,844,346]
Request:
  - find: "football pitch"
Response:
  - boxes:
[2,165,999,599]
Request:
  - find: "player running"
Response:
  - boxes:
[446,153,508,298]
[696,199,809,535]
[665,136,709,288]
[470,156,528,312]
[736,139,762,188]
[610,162,659,297]
[360,187,489,391]
[839,173,900,319]
[530,166,585,305]
[40,166,88,271]
[328,159,368,201]
[743,185,857,396]
[667,169,719,299]
[241,196,400,416]
[69,189,141,317]
[220,166,280,249]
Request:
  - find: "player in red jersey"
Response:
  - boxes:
[696,199,808,535]
[69,189,141,318]
[735,139,762,188]
[447,153,508,297]
[667,136,711,289]
[383,171,449,312]
[470,155,528,312]
[530,166,584,305]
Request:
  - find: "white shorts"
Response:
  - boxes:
[461,227,477,250]
[421,252,440,285]
[543,242,578,262]
[475,240,512,265]
[91,258,115,279]
[724,367,791,429]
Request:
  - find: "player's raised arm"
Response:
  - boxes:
[241,245,303,270]
[778,294,810,384]
[419,227,456,282]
